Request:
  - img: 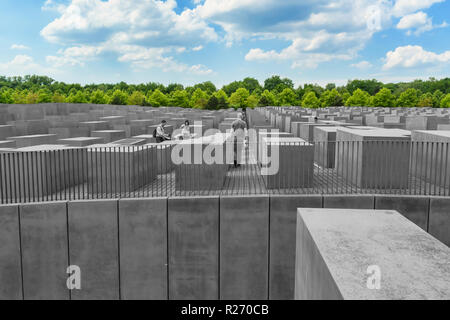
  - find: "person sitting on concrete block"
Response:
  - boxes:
[154,120,171,143]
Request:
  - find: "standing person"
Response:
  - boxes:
[154,120,171,143]
[180,120,192,140]
[231,114,247,168]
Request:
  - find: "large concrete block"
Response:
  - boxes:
[220,195,269,300]
[429,197,450,247]
[269,195,323,300]
[87,146,157,194]
[295,208,450,300]
[375,196,429,231]
[68,200,120,300]
[20,202,69,300]
[261,138,314,189]
[336,128,411,189]
[323,195,374,209]
[0,204,22,300]
[119,198,168,300]
[168,197,219,300]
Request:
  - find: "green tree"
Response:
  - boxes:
[264,75,294,92]
[194,81,216,94]
[345,89,370,106]
[148,89,169,107]
[277,88,298,106]
[36,89,52,103]
[246,94,259,109]
[418,93,433,107]
[128,91,146,106]
[258,90,276,107]
[214,89,228,102]
[90,90,108,104]
[242,77,262,93]
[222,81,243,96]
[12,90,28,104]
[301,92,320,109]
[441,94,450,108]
[0,89,14,104]
[26,91,39,104]
[433,90,444,108]
[190,88,209,109]
[320,89,343,107]
[217,96,229,109]
[396,88,419,107]
[229,88,250,109]
[109,89,129,105]
[67,90,88,103]
[170,90,190,107]
[206,95,219,110]
[372,88,395,107]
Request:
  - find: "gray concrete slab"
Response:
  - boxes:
[68,200,120,300]
[220,195,269,300]
[375,196,430,231]
[0,204,22,300]
[20,202,69,300]
[269,195,323,300]
[323,195,375,209]
[119,198,168,300]
[429,197,450,247]
[295,208,450,300]
[168,197,219,300]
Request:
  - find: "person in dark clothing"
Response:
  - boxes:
[155,120,171,143]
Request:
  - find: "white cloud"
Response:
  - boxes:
[0,55,56,76]
[392,0,445,17]
[192,45,204,51]
[11,44,30,50]
[397,11,447,35]
[40,0,216,75]
[197,0,394,68]
[351,61,373,69]
[383,45,450,70]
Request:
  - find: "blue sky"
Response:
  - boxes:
[0,0,449,87]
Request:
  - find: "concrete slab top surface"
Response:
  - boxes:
[263,137,309,145]
[413,130,450,138]
[298,208,450,300]
[7,134,57,139]
[337,127,411,139]
[16,144,80,151]
[59,137,103,142]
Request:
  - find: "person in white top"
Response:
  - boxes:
[180,120,192,140]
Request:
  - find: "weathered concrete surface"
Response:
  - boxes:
[323,195,374,209]
[220,195,269,300]
[168,197,219,300]
[68,200,120,300]
[0,204,22,300]
[20,202,69,300]
[429,197,450,247]
[375,196,429,231]
[119,198,167,300]
[269,195,323,300]
[295,208,450,300]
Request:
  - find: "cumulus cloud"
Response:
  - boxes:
[392,0,445,17]
[41,0,217,74]
[383,45,450,69]
[11,44,30,50]
[397,11,448,35]
[0,55,55,76]
[351,61,373,69]
[198,0,395,68]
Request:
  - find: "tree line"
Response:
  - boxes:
[1,75,450,109]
